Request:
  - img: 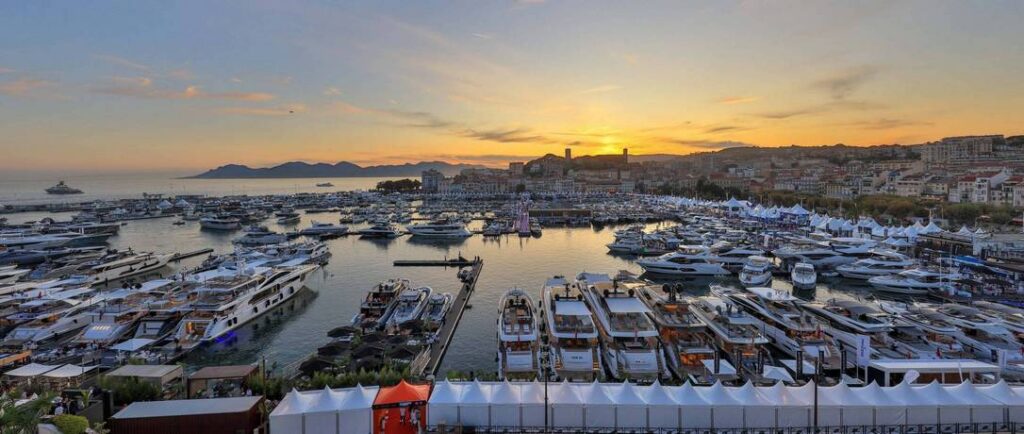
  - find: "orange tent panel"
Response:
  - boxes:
[373,380,430,407]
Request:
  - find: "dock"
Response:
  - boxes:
[170,248,214,262]
[416,257,483,376]
[393,256,477,267]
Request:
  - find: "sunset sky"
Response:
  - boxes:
[2,1,1023,176]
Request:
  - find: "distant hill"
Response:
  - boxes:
[185,161,485,179]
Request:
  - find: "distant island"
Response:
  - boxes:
[185,161,486,179]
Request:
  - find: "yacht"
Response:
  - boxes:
[351,278,409,328]
[173,264,319,349]
[773,245,856,269]
[541,276,602,381]
[299,222,349,237]
[868,268,960,295]
[933,304,1024,365]
[45,181,83,195]
[974,301,1024,334]
[689,294,770,378]
[87,251,173,284]
[419,292,452,327]
[707,246,767,272]
[405,220,471,238]
[385,286,432,327]
[722,286,839,369]
[635,246,730,276]
[579,272,667,382]
[790,262,817,290]
[234,228,288,246]
[315,182,334,187]
[497,288,540,380]
[0,267,29,284]
[275,210,301,225]
[836,251,915,280]
[877,302,966,358]
[738,256,773,287]
[199,215,241,231]
[637,284,717,383]
[800,298,894,360]
[358,222,402,238]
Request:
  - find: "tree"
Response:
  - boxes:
[98,376,161,406]
[52,415,89,434]
[375,179,421,193]
[0,393,53,434]
[514,183,526,193]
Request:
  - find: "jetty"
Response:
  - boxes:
[415,256,483,376]
[393,255,477,267]
[169,248,214,262]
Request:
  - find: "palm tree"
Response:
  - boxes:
[0,393,54,434]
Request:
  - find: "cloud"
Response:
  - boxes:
[384,109,456,129]
[753,106,827,119]
[667,139,755,150]
[95,78,274,101]
[705,125,746,134]
[229,77,243,83]
[811,65,879,100]
[460,127,549,143]
[219,103,307,116]
[580,84,622,95]
[717,96,759,105]
[95,54,150,71]
[846,118,932,130]
[0,67,13,74]
[323,86,343,96]
[471,33,493,40]
[0,78,56,96]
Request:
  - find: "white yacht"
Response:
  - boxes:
[773,245,857,269]
[738,256,773,287]
[234,229,288,246]
[419,292,452,327]
[868,268,960,295]
[689,295,769,377]
[386,286,432,327]
[199,216,241,231]
[790,262,817,290]
[800,298,894,360]
[497,288,540,380]
[173,264,319,349]
[836,250,915,280]
[707,246,767,272]
[358,222,402,238]
[877,302,966,358]
[299,222,349,236]
[637,284,717,383]
[542,276,602,381]
[3,287,109,343]
[0,267,29,284]
[351,278,409,328]
[275,211,300,225]
[723,286,839,369]
[88,251,173,284]
[974,301,1024,334]
[405,220,471,238]
[933,304,1024,366]
[579,272,667,382]
[635,246,730,276]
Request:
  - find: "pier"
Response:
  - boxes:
[169,248,214,262]
[416,257,483,376]
[393,255,477,267]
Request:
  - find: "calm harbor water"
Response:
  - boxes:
[6,206,874,377]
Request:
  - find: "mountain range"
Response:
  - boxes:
[185,161,486,179]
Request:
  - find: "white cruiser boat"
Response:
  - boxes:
[579,273,667,382]
[773,245,856,269]
[635,246,730,276]
[800,298,894,360]
[738,256,772,287]
[790,262,817,290]
[234,229,288,246]
[974,301,1024,334]
[299,222,349,236]
[406,221,471,238]
[542,276,602,381]
[690,294,769,378]
[3,287,109,343]
[723,286,839,369]
[497,287,540,380]
[637,284,717,383]
[877,302,966,358]
[707,246,767,272]
[836,251,915,280]
[88,251,172,284]
[45,181,83,195]
[868,268,960,295]
[386,286,432,327]
[420,292,452,327]
[933,304,1024,365]
[173,264,319,349]
[0,267,29,284]
[275,211,300,225]
[351,278,409,328]
[199,216,241,231]
[358,222,402,238]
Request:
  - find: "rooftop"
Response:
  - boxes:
[112,396,262,419]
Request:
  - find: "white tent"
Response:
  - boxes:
[643,380,680,429]
[852,382,906,426]
[698,382,744,429]
[609,381,647,429]
[978,381,1024,423]
[547,381,584,428]
[768,382,811,428]
[890,380,938,425]
[340,385,377,434]
[303,387,343,434]
[41,364,97,379]
[918,381,970,425]
[950,381,1009,424]
[578,381,615,429]
[518,381,547,427]
[670,382,713,428]
[427,380,461,426]
[270,388,310,434]
[728,381,777,428]
[488,381,520,428]
[3,363,59,378]
[819,382,873,426]
[459,380,491,428]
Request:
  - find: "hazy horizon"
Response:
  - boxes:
[3,1,1024,174]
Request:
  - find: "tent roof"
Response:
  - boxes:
[428,380,461,404]
[727,381,774,406]
[976,380,1024,405]
[106,364,181,380]
[642,380,677,406]
[271,389,312,417]
[460,380,490,405]
[548,381,582,405]
[609,381,646,406]
[3,363,59,377]
[696,381,742,406]
[342,384,379,409]
[578,381,615,405]
[489,381,519,404]
[374,380,430,406]
[42,364,97,378]
[518,381,546,404]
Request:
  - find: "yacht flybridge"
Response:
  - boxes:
[689,294,769,378]
[351,278,409,328]
[497,288,540,380]
[541,276,602,381]
[635,246,730,276]
[836,250,915,280]
[386,286,432,328]
[868,268,961,295]
[579,272,668,382]
[637,283,717,383]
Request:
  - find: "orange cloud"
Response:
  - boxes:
[718,96,759,105]
[0,78,56,96]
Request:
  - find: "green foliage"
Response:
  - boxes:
[376,179,421,193]
[52,415,89,434]
[0,393,53,434]
[297,365,413,389]
[444,370,499,381]
[91,422,111,434]
[246,374,287,400]
[98,376,161,406]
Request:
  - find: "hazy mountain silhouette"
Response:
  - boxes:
[185,161,485,179]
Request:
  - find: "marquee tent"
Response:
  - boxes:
[458,380,490,427]
[978,381,1024,423]
[698,381,744,429]
[426,380,460,426]
[578,381,615,429]
[518,381,547,427]
[670,382,713,429]
[488,381,520,427]
[609,380,647,429]
[643,380,680,429]
[547,381,583,428]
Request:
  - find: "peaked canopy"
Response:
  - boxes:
[374,380,429,406]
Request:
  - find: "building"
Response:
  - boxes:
[421,169,445,193]
[110,396,264,434]
[921,135,1002,165]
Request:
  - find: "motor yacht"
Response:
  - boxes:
[2,287,108,344]
[690,294,770,378]
[275,210,301,225]
[932,304,1024,364]
[974,301,1024,334]
[405,220,471,238]
[497,287,540,380]
[173,264,319,349]
[350,278,409,328]
[45,181,83,195]
[419,292,452,327]
[738,256,773,287]
[773,242,858,269]
[385,286,432,328]
[706,245,767,272]
[234,228,289,246]
[637,283,717,383]
[199,215,241,230]
[836,250,915,280]
[87,251,173,284]
[868,268,960,295]
[541,276,602,381]
[800,298,894,361]
[299,222,349,237]
[358,222,402,238]
[876,302,966,358]
[635,246,730,277]
[0,267,29,284]
[579,272,667,382]
[790,262,817,290]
